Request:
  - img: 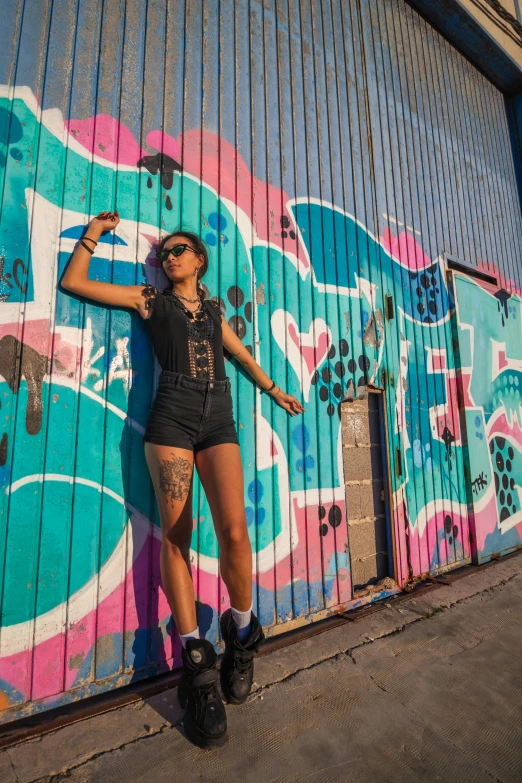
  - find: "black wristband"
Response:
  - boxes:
[80,240,94,255]
[82,236,98,245]
[264,380,276,393]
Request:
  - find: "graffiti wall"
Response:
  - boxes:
[454,273,522,563]
[0,0,521,722]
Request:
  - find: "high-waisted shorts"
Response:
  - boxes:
[143,370,240,453]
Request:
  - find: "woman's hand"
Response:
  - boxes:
[89,210,120,234]
[271,388,305,416]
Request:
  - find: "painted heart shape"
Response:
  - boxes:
[271,310,332,402]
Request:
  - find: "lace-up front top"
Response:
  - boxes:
[142,286,226,381]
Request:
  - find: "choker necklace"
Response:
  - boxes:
[172,289,200,304]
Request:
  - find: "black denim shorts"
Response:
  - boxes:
[143,371,239,454]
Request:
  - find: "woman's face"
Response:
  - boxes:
[161,235,203,283]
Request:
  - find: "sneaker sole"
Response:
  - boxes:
[219,672,251,705]
[182,713,229,749]
[178,689,228,748]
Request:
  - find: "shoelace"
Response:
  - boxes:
[193,678,222,709]
[232,649,256,675]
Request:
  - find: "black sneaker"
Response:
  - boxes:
[178,638,228,749]
[219,609,265,705]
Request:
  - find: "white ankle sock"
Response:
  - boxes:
[231,604,252,643]
[180,627,200,648]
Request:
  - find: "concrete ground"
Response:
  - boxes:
[2,554,522,783]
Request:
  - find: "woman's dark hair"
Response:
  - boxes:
[157,230,209,300]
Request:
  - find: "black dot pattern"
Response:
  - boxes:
[227,285,244,308]
[280,215,296,241]
[443,514,459,548]
[221,285,253,354]
[315,339,371,419]
[408,263,442,324]
[490,436,520,523]
[318,504,343,536]
[229,314,246,340]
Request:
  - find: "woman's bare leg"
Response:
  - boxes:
[145,443,198,634]
[195,443,252,611]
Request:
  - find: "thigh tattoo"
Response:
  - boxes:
[158,453,192,507]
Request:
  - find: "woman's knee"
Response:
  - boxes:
[162,524,193,557]
[219,518,251,552]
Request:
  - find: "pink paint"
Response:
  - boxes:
[433,374,462,446]
[460,372,474,408]
[0,321,81,378]
[65,116,307,264]
[287,322,330,376]
[162,130,306,264]
[472,493,499,554]
[408,507,470,577]
[393,499,410,586]
[0,493,354,701]
[497,350,508,372]
[0,320,50,358]
[432,353,446,372]
[488,413,522,450]
[66,115,147,166]
[380,228,433,271]
[146,130,180,162]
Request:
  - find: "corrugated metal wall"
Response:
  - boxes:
[0,0,521,722]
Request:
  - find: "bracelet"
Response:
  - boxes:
[264,380,276,394]
[80,240,95,255]
[82,236,98,246]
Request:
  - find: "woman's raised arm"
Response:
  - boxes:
[61,210,152,316]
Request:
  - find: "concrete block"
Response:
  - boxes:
[345,483,361,519]
[348,517,388,560]
[359,482,375,518]
[344,397,368,414]
[367,410,382,445]
[343,412,371,446]
[344,446,382,482]
[352,551,389,590]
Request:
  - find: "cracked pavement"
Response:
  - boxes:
[1,554,522,782]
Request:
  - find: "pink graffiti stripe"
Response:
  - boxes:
[65,116,306,263]
[287,322,330,376]
[154,130,305,263]
[379,228,433,271]
[460,372,474,408]
[392,499,410,587]
[146,130,180,162]
[408,507,470,577]
[432,353,446,372]
[472,493,499,554]
[470,261,522,299]
[0,498,351,703]
[488,413,522,450]
[66,115,147,166]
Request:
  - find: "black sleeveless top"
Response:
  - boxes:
[142,286,226,381]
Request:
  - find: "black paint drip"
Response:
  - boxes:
[138,153,181,191]
[0,335,47,436]
[441,426,455,469]
[494,289,511,327]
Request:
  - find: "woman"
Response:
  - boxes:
[61,210,305,749]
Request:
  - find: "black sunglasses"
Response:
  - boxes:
[156,243,198,263]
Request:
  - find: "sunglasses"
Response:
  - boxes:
[156,243,198,263]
